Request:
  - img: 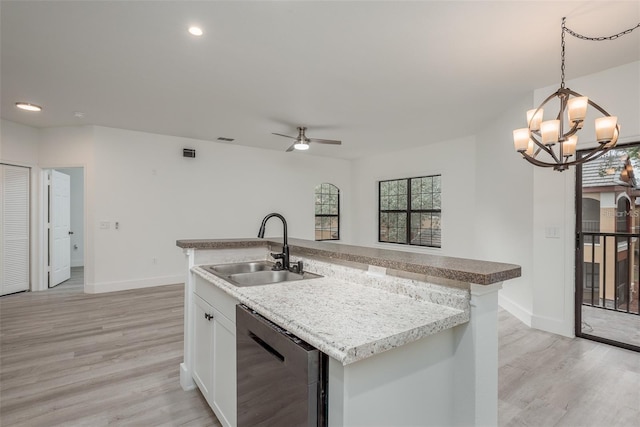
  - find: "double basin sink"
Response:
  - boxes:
[203,260,322,287]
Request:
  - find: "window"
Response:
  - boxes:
[582,197,600,244]
[315,183,339,241]
[582,262,600,306]
[379,175,441,248]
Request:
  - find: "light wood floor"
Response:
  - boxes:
[0,269,220,427]
[581,305,640,348]
[498,308,640,427]
[2,271,639,426]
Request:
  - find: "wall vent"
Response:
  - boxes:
[183,148,196,158]
[217,137,235,142]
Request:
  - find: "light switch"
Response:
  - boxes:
[545,227,560,239]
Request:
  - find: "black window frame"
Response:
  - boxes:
[378,175,441,248]
[314,183,340,241]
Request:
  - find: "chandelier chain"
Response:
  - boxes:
[564,22,640,42]
[560,17,640,89]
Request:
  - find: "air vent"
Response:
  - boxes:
[183,148,196,158]
[217,137,235,142]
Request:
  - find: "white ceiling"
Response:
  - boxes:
[1,1,639,159]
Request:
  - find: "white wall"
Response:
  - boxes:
[86,126,351,292]
[57,168,84,267]
[474,95,535,324]
[350,135,477,258]
[0,119,40,165]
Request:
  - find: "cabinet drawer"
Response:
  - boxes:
[195,275,239,321]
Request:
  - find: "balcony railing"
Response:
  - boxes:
[582,231,639,316]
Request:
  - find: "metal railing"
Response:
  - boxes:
[582,231,639,315]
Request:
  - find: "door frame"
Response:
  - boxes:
[37,166,87,292]
[575,142,640,353]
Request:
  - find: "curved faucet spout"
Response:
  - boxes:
[257,213,289,270]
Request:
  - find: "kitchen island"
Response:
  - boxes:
[177,238,520,426]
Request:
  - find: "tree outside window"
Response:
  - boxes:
[315,183,339,241]
[379,175,441,248]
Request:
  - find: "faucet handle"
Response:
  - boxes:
[270,252,284,260]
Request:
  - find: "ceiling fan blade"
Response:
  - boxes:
[272,132,297,140]
[308,138,342,145]
[285,143,296,152]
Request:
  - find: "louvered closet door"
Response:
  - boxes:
[0,164,30,296]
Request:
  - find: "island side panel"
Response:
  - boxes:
[453,282,503,426]
[328,328,457,426]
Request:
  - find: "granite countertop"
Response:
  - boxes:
[192,265,469,365]
[177,238,521,285]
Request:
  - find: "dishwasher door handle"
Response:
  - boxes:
[249,331,285,362]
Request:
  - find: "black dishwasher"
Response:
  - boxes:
[236,304,327,427]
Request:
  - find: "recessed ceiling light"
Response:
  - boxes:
[15,102,42,112]
[74,111,85,118]
[188,26,203,36]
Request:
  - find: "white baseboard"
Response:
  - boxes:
[498,292,533,327]
[85,274,183,294]
[531,313,574,338]
[71,259,84,268]
[180,362,196,391]
[499,292,575,338]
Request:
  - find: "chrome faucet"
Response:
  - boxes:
[257,213,290,271]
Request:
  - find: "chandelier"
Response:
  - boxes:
[513,18,640,172]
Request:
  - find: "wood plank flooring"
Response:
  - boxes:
[581,305,640,348]
[498,308,640,427]
[0,269,220,427]
[2,270,639,426]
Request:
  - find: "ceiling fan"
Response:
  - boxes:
[272,127,342,152]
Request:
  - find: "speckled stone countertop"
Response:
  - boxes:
[177,237,521,285]
[192,262,469,365]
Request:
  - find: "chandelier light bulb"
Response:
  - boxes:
[563,135,578,157]
[525,140,535,156]
[513,128,531,152]
[540,120,560,146]
[595,116,618,143]
[567,96,589,123]
[526,109,544,131]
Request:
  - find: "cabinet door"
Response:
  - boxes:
[212,312,237,427]
[193,294,214,402]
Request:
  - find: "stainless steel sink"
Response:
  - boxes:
[206,261,273,275]
[203,261,322,287]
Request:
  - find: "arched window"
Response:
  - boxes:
[315,183,340,241]
[616,197,630,232]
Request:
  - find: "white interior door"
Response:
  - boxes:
[50,170,71,287]
[0,164,30,296]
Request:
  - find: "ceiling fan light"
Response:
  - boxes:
[293,142,309,150]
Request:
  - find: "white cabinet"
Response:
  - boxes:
[193,276,238,427]
[192,294,214,399]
